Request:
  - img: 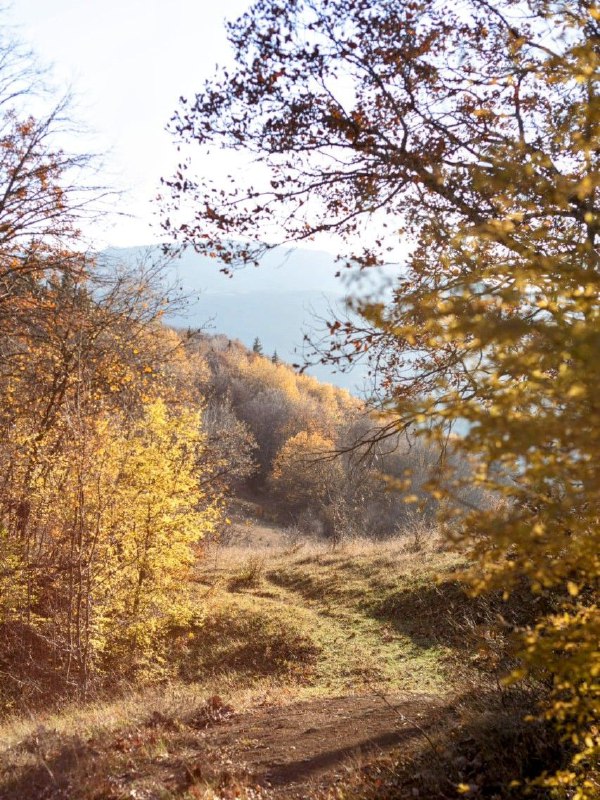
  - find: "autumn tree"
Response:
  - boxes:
[163,0,600,793]
[0,28,223,707]
[269,430,344,526]
[0,253,221,703]
[0,31,103,323]
[194,340,358,479]
[95,400,218,680]
[252,336,263,355]
[200,396,258,494]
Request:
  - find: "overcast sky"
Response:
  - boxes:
[6,0,251,247]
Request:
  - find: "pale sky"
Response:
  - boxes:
[7,0,251,247]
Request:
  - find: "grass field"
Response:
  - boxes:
[193,531,467,698]
[0,523,561,799]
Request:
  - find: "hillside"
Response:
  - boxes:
[0,314,568,799]
[1,5,598,798]
[101,245,395,393]
[0,520,560,800]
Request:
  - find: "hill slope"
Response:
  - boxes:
[0,521,563,800]
[0,527,460,799]
[102,244,390,393]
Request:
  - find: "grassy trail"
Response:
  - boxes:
[0,529,470,800]
[193,531,464,701]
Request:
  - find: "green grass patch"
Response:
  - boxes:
[192,543,468,698]
[179,592,321,683]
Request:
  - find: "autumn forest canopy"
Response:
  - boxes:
[0,1,599,798]
[0,21,456,702]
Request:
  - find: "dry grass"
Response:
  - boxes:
[0,678,294,758]
[0,523,564,799]
[191,527,472,704]
[204,524,451,570]
[318,687,563,800]
[0,527,457,744]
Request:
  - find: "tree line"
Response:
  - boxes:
[191,332,482,542]
[0,36,228,709]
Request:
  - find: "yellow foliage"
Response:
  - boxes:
[270,430,343,515]
[358,24,600,795]
[0,261,221,700]
[227,346,360,438]
[92,400,219,674]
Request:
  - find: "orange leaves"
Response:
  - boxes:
[269,429,342,515]
[0,231,230,697]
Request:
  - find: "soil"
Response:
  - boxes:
[196,692,442,798]
[0,692,444,800]
[0,521,449,800]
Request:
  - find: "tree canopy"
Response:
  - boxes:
[0,29,225,706]
[163,1,600,795]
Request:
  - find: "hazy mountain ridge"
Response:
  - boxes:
[103,244,372,392]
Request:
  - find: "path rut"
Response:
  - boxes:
[198,692,442,798]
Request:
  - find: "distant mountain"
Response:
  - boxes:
[101,244,390,393]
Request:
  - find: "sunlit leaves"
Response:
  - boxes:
[270,429,342,515]
[163,0,600,792]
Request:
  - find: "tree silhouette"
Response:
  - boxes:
[252,336,263,355]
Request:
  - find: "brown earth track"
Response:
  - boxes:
[0,529,453,799]
[0,692,444,799]
[198,692,443,798]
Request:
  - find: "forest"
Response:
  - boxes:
[0,1,599,799]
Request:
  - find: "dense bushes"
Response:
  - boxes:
[0,269,221,708]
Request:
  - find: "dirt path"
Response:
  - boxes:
[196,692,442,799]
[0,533,452,799]
[0,692,444,800]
